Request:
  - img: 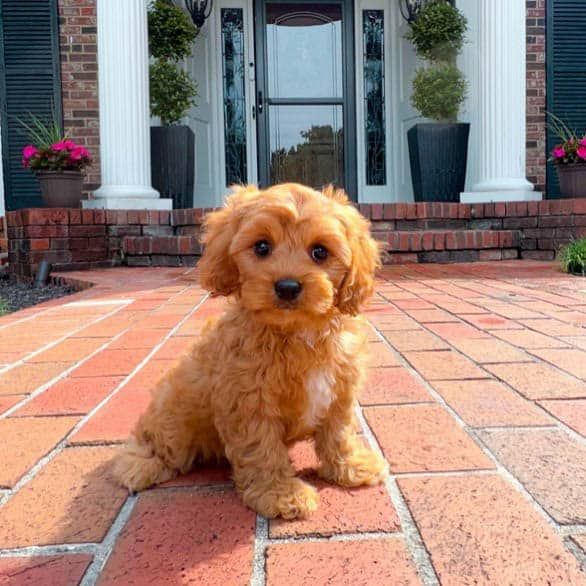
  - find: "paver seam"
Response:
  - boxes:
[0,301,133,377]
[374,296,586,448]
[0,543,98,559]
[0,318,131,420]
[0,289,208,509]
[250,515,268,586]
[354,405,440,586]
[367,320,584,555]
[564,537,586,572]
[559,525,586,537]
[79,495,138,586]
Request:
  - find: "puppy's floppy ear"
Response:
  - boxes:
[336,205,381,315]
[198,185,257,296]
[322,184,350,204]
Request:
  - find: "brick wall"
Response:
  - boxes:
[58,0,100,195]
[526,0,547,192]
[6,202,586,277]
[6,209,173,277]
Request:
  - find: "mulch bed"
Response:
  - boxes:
[0,273,74,315]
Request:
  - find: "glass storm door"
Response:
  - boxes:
[254,0,356,197]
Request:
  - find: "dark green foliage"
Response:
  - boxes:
[150,61,197,126]
[558,238,586,275]
[406,0,468,122]
[411,63,467,122]
[148,0,198,61]
[147,0,199,124]
[406,1,467,62]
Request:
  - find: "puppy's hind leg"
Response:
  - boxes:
[114,371,222,492]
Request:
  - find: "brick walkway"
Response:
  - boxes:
[0,261,585,585]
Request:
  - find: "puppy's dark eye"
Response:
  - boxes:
[310,245,328,263]
[253,240,272,258]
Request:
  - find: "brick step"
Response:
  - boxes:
[386,230,521,253]
[382,230,522,265]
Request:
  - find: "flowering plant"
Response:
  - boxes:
[19,112,91,172]
[548,113,586,165]
[22,139,91,172]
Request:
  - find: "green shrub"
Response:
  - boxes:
[406,1,467,62]
[411,63,467,122]
[148,0,197,61]
[150,61,197,125]
[558,238,586,275]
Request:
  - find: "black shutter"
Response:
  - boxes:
[0,0,62,210]
[546,0,586,197]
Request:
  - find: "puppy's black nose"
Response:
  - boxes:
[274,279,302,301]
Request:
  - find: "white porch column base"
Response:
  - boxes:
[92,0,165,209]
[460,190,542,204]
[460,0,536,203]
[84,197,172,211]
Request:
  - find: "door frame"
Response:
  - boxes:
[253,0,358,199]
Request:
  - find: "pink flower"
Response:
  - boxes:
[552,146,566,159]
[62,139,76,150]
[70,146,89,161]
[580,137,586,147]
[577,146,586,160]
[51,140,69,152]
[22,145,38,160]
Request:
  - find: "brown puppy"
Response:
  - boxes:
[114,183,388,519]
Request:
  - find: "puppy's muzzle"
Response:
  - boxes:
[274,279,302,301]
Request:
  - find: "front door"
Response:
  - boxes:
[254,0,357,198]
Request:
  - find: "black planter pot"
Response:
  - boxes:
[407,123,470,202]
[150,125,195,209]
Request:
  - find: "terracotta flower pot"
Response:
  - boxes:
[36,170,83,208]
[556,164,586,199]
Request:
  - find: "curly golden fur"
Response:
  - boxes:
[114,183,388,519]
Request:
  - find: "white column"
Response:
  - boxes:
[85,0,171,210]
[461,0,541,203]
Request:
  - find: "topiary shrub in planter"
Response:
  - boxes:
[558,239,586,276]
[148,0,198,209]
[406,0,469,203]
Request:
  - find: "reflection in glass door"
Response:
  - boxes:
[255,0,356,197]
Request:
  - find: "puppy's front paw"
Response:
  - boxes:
[113,440,175,492]
[246,478,319,520]
[319,448,388,488]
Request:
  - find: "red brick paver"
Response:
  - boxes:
[538,399,586,437]
[0,555,92,585]
[365,405,494,473]
[0,262,584,584]
[266,540,421,586]
[399,475,584,585]
[99,491,255,586]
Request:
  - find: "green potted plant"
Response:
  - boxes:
[548,114,586,198]
[558,239,586,276]
[148,0,198,209]
[406,0,469,202]
[20,114,91,208]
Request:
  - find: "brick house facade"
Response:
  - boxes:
[58,0,100,194]
[0,0,568,212]
[526,0,547,193]
[55,0,550,198]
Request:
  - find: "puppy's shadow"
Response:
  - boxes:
[52,454,255,584]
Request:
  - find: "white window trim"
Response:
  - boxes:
[214,0,257,197]
[355,0,400,203]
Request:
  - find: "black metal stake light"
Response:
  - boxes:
[184,0,213,28]
[399,0,425,24]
